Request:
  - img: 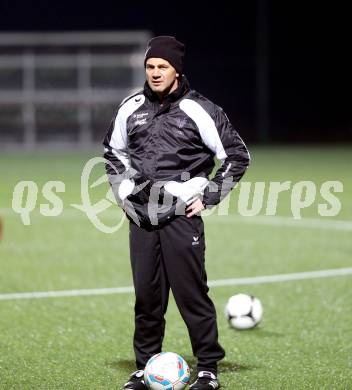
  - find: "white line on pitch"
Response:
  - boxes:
[207,267,352,287]
[211,215,352,231]
[0,286,134,301]
[1,267,352,301]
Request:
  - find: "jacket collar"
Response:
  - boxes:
[143,75,190,103]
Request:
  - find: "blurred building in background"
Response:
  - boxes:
[0,31,150,149]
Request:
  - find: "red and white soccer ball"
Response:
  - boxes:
[225,293,263,330]
[144,352,190,390]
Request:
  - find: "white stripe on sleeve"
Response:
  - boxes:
[109,94,145,170]
[179,99,227,163]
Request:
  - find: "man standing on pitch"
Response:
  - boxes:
[103,36,250,389]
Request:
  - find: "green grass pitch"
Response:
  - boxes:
[0,146,351,389]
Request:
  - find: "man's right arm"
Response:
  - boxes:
[103,109,136,206]
[103,92,145,179]
[103,110,130,177]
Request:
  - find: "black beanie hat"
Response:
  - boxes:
[144,36,185,75]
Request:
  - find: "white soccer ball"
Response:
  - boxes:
[225,293,263,330]
[144,352,190,390]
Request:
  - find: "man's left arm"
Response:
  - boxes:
[202,108,251,208]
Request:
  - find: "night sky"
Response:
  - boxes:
[1,1,350,143]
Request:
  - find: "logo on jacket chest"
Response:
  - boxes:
[176,117,187,129]
[133,112,149,126]
[175,117,188,135]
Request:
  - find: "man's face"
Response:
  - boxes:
[145,58,179,96]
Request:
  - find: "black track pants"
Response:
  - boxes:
[129,215,225,374]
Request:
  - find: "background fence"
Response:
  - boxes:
[0,31,150,149]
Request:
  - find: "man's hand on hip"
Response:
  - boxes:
[186,198,205,217]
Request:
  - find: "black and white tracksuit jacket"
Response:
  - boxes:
[103,76,250,227]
